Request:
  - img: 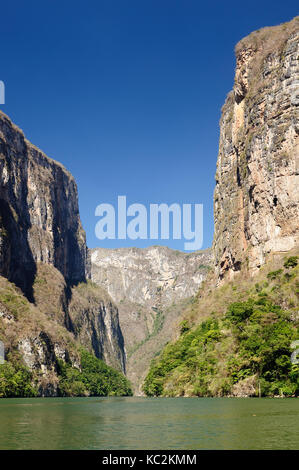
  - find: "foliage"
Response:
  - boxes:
[284,256,298,269]
[143,259,299,398]
[0,286,30,320]
[57,349,133,397]
[267,269,283,280]
[179,320,191,335]
[0,348,132,398]
[0,354,37,398]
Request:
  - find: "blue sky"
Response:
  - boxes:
[0,1,298,251]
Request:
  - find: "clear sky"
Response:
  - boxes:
[0,1,298,251]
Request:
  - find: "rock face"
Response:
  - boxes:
[0,111,86,299]
[89,246,212,392]
[0,111,126,392]
[89,246,212,308]
[213,17,299,280]
[0,271,80,396]
[0,264,126,395]
[33,263,126,373]
[69,280,126,373]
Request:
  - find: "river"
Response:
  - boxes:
[0,397,298,449]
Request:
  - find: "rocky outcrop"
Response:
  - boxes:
[18,332,71,397]
[33,263,126,373]
[0,111,86,299]
[213,16,299,280]
[0,263,126,395]
[69,281,126,373]
[89,246,212,392]
[231,375,258,398]
[0,272,80,396]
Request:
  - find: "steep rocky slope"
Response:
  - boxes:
[213,16,299,280]
[0,264,126,395]
[143,249,299,397]
[89,246,212,392]
[0,111,126,394]
[33,264,126,373]
[0,272,80,396]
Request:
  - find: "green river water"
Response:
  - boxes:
[0,397,298,450]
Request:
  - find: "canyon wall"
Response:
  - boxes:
[213,16,299,280]
[89,246,212,392]
[0,111,86,299]
[0,111,126,393]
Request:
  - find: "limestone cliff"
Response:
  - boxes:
[89,246,212,392]
[213,16,299,280]
[0,111,126,393]
[0,111,86,299]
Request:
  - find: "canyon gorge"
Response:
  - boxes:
[0,16,298,397]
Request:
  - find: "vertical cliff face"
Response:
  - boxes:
[0,111,126,390]
[0,111,86,299]
[69,280,126,373]
[213,17,299,280]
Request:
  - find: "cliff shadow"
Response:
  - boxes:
[0,198,36,302]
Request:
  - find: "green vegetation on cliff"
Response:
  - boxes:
[0,349,132,398]
[57,350,132,397]
[0,353,38,398]
[143,255,299,397]
[0,264,131,398]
